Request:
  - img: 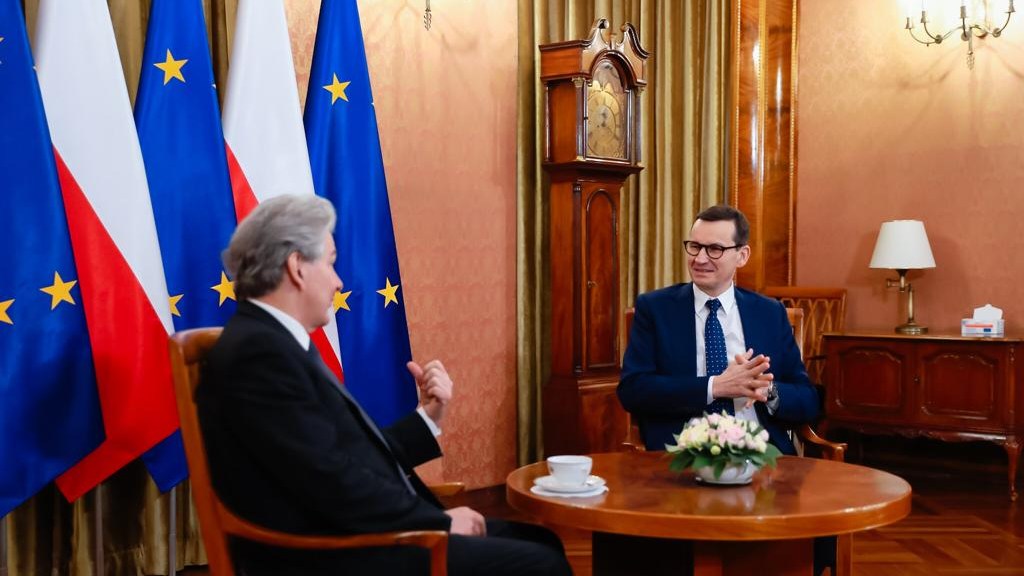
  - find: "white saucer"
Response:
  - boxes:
[533,475,606,494]
[530,484,608,498]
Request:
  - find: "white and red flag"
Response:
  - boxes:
[222,0,343,376]
[34,0,177,501]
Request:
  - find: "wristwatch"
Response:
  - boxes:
[765,382,778,403]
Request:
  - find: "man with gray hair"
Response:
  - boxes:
[198,195,570,575]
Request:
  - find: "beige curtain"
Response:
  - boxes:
[8,1,239,574]
[516,0,731,464]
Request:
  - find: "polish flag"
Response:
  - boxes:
[222,0,342,376]
[34,0,178,501]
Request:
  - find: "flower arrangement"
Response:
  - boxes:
[666,411,781,480]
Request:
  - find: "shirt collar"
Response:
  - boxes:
[693,283,737,316]
[248,298,311,350]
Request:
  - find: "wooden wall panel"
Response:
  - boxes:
[730,0,798,290]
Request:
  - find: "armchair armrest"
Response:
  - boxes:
[428,482,466,498]
[796,424,846,462]
[621,423,646,452]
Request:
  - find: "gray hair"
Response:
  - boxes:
[224,194,336,300]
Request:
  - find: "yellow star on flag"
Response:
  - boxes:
[154,49,188,85]
[168,294,184,317]
[333,290,352,312]
[376,278,400,308]
[0,299,13,325]
[323,73,351,104]
[211,272,236,305]
[40,272,77,310]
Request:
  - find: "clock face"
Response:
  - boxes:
[586,60,628,160]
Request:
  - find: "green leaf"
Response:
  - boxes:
[713,459,727,479]
[692,453,712,469]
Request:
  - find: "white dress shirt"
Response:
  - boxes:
[249,298,441,436]
[692,284,760,424]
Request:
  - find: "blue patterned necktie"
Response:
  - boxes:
[704,299,734,415]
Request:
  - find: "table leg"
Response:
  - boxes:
[836,534,852,576]
[692,540,814,576]
[1004,436,1020,502]
[591,532,815,576]
[591,532,687,576]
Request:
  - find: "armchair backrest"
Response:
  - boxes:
[786,307,806,358]
[763,286,846,384]
[168,328,449,576]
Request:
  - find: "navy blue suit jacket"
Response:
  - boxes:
[619,283,819,454]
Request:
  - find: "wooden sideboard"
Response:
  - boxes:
[822,332,1023,500]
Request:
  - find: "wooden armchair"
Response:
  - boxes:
[785,308,846,462]
[169,328,452,576]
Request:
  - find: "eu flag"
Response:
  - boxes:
[304,0,418,426]
[135,0,237,491]
[0,0,105,516]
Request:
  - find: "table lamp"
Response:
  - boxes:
[869,220,936,335]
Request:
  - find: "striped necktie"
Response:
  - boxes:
[704,298,735,415]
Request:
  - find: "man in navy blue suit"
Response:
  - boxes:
[619,205,831,575]
[619,204,820,452]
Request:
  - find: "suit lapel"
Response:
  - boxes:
[674,284,698,374]
[237,301,417,494]
[304,346,394,455]
[735,289,762,354]
[304,337,420,497]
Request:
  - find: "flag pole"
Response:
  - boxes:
[1,513,8,576]
[94,485,105,576]
[168,486,177,575]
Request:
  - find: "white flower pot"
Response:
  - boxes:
[694,461,758,485]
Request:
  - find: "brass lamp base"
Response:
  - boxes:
[896,323,928,335]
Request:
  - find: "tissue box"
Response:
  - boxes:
[961,319,1005,337]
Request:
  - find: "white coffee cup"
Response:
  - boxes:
[546,455,592,487]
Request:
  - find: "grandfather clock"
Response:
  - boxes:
[540,20,649,456]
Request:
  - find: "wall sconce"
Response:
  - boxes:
[869,220,936,335]
[904,0,1016,69]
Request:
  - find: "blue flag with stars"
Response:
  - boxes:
[134,0,237,492]
[304,0,418,426]
[0,0,105,517]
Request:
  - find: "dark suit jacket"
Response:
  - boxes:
[197,301,449,575]
[619,283,819,454]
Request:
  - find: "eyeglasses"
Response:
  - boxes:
[682,241,744,260]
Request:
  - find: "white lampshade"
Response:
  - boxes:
[869,220,936,269]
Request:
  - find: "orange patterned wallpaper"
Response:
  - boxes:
[285,0,519,488]
[797,0,1024,334]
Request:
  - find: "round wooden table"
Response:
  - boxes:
[507,452,911,576]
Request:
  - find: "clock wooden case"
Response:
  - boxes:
[539,19,649,456]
